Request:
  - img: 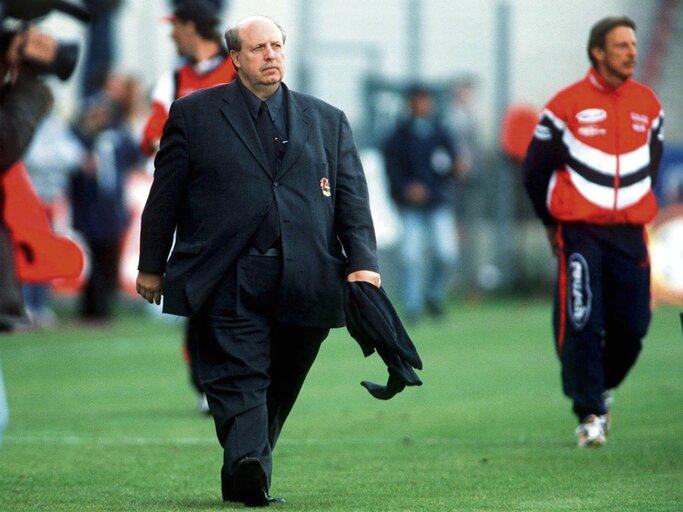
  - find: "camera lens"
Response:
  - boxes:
[24,41,80,81]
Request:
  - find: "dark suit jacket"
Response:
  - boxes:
[138,81,378,328]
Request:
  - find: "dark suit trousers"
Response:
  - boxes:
[194,252,328,495]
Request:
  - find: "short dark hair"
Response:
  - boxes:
[224,16,287,53]
[587,16,636,67]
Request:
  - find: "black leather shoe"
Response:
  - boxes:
[267,495,286,504]
[234,457,269,507]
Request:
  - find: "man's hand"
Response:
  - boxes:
[347,270,381,288]
[545,225,559,257]
[136,271,164,305]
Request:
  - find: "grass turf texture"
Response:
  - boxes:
[0,299,681,511]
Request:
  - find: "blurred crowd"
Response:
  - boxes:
[4,1,683,334]
[1,0,488,332]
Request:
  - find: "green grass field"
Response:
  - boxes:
[1,299,681,511]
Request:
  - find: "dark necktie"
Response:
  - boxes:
[256,102,278,172]
[251,101,281,252]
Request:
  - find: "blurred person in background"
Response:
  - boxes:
[523,16,664,448]
[141,0,235,157]
[136,15,380,506]
[444,77,477,182]
[104,71,149,140]
[141,0,235,415]
[70,91,143,323]
[444,76,485,297]
[383,84,460,323]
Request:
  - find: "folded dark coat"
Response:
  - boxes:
[344,281,423,399]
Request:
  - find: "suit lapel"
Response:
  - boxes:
[277,87,312,180]
[219,83,273,177]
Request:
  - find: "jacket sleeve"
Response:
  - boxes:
[522,108,565,226]
[333,111,379,274]
[649,109,664,186]
[137,100,190,273]
[0,75,52,173]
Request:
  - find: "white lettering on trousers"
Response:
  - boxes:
[568,253,592,330]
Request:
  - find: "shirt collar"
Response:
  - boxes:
[586,66,630,95]
[236,76,285,122]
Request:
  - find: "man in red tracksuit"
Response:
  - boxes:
[141,0,236,414]
[523,16,664,447]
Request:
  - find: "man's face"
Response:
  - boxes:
[171,19,197,59]
[593,25,637,85]
[410,93,434,118]
[230,18,285,94]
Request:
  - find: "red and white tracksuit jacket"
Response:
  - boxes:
[523,67,664,226]
[140,54,236,156]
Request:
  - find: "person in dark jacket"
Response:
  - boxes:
[383,84,459,323]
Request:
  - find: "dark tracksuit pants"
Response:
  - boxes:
[193,252,328,499]
[552,223,651,422]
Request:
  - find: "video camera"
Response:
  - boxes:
[0,0,91,81]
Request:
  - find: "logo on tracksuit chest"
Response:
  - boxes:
[568,253,592,329]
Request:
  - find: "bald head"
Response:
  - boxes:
[224,16,286,53]
[226,16,287,99]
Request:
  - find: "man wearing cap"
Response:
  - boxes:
[136,15,380,506]
[141,0,235,156]
[140,0,236,415]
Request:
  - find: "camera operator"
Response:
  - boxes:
[1,0,90,330]
[0,27,58,331]
[0,26,60,446]
[0,0,90,444]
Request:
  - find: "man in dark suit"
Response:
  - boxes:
[136,15,380,507]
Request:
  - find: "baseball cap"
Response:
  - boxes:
[163,0,220,26]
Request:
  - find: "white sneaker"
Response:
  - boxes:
[576,414,607,447]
